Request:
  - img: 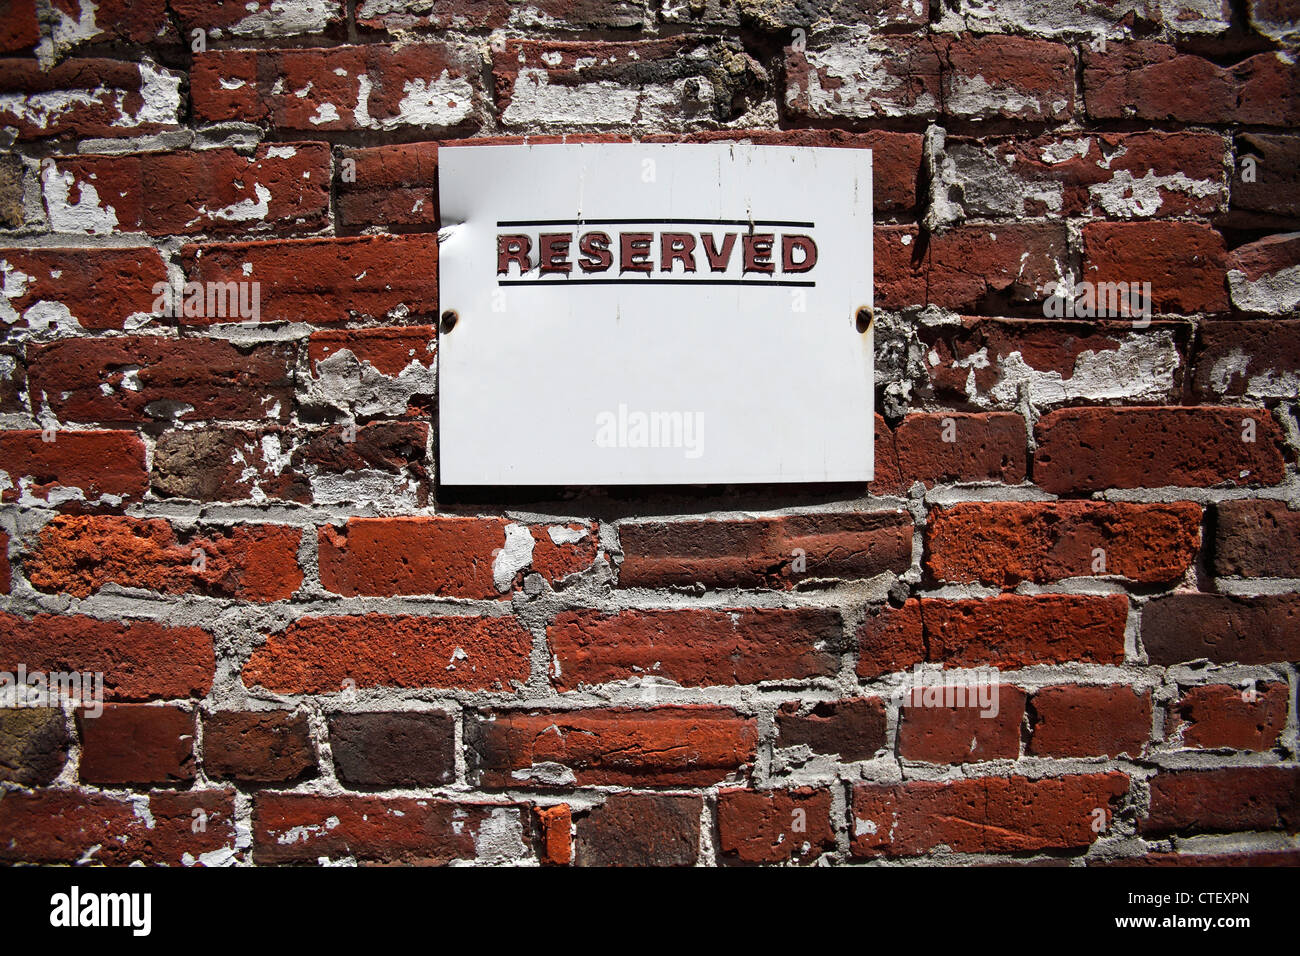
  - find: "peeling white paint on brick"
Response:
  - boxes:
[1088,169,1219,218]
[976,335,1181,408]
[41,163,119,234]
[1228,264,1300,314]
[493,523,535,592]
[795,40,938,119]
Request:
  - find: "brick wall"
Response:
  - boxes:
[0,0,1297,867]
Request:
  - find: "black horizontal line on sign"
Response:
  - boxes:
[495,218,817,227]
[497,278,817,287]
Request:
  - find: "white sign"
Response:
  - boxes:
[437,142,873,485]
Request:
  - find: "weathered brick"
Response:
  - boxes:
[1143,767,1300,835]
[308,326,437,378]
[318,517,596,598]
[0,59,181,140]
[898,685,1026,764]
[1232,133,1300,223]
[77,704,195,786]
[193,44,479,132]
[171,0,344,38]
[46,0,168,46]
[1215,500,1300,578]
[181,234,438,325]
[851,773,1129,857]
[0,247,169,331]
[927,501,1202,586]
[856,599,925,678]
[717,787,835,864]
[27,337,295,424]
[934,0,1232,38]
[1227,233,1300,315]
[26,515,301,601]
[923,318,1187,411]
[0,708,69,786]
[203,710,316,784]
[42,145,330,236]
[940,34,1074,122]
[548,607,842,689]
[0,0,39,52]
[785,32,942,120]
[467,706,757,788]
[0,612,214,701]
[0,155,24,228]
[894,412,1027,487]
[1028,686,1152,758]
[1192,320,1300,401]
[0,430,148,504]
[618,512,911,590]
[0,788,237,865]
[1081,221,1228,314]
[359,0,647,31]
[254,794,532,865]
[924,594,1129,668]
[575,793,701,867]
[1034,407,1288,494]
[328,711,455,788]
[535,803,572,865]
[944,132,1228,220]
[1084,42,1299,126]
[877,224,1067,310]
[1169,683,1288,751]
[338,142,438,228]
[1143,593,1300,665]
[244,615,532,694]
[775,697,887,760]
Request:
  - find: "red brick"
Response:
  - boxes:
[926,501,1202,587]
[328,711,454,788]
[548,607,842,689]
[941,34,1074,122]
[152,422,430,506]
[870,413,907,495]
[0,59,181,139]
[254,793,532,865]
[182,235,437,325]
[785,33,941,121]
[0,430,148,504]
[944,132,1228,220]
[1143,767,1300,835]
[876,224,1067,311]
[1169,683,1288,751]
[193,44,479,132]
[0,247,169,331]
[924,594,1129,668]
[1193,320,1300,401]
[775,697,887,760]
[1081,222,1228,314]
[0,708,69,786]
[1084,42,1299,126]
[338,142,438,228]
[318,517,596,598]
[358,0,645,31]
[1228,233,1300,314]
[618,512,911,590]
[170,0,344,36]
[0,344,23,413]
[1028,686,1152,758]
[203,710,316,784]
[894,412,1027,487]
[496,38,765,128]
[244,614,532,694]
[851,773,1129,858]
[856,599,925,678]
[1232,133,1300,222]
[308,326,437,377]
[1215,500,1300,577]
[0,612,214,700]
[44,145,330,236]
[48,0,169,44]
[0,0,39,52]
[0,788,237,865]
[898,685,1025,764]
[27,337,295,424]
[575,792,701,867]
[77,704,195,786]
[25,515,302,601]
[717,787,835,864]
[1034,407,1288,494]
[535,804,572,866]
[467,706,757,788]
[1143,593,1300,665]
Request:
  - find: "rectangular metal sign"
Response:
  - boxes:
[437,142,873,485]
